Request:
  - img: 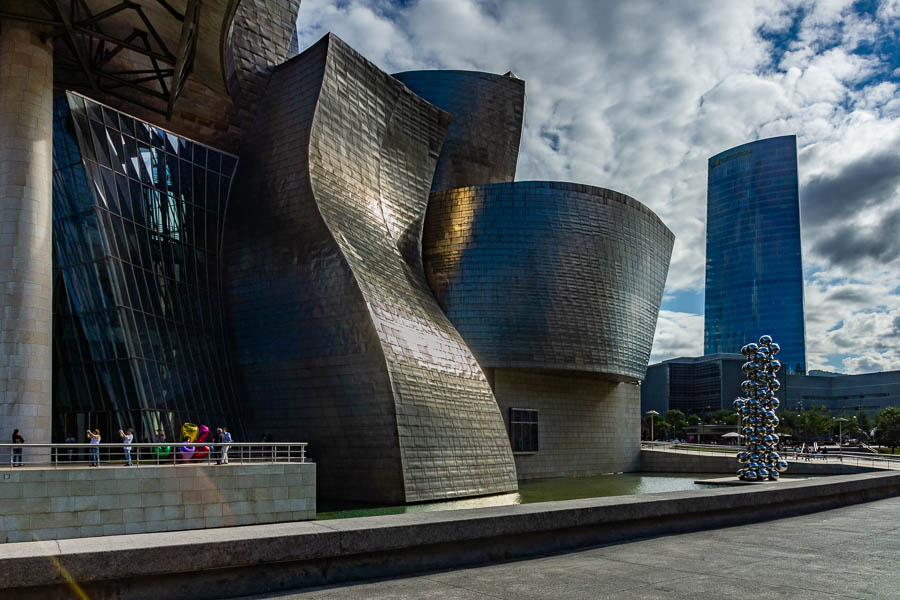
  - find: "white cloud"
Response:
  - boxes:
[650,311,705,364]
[296,0,900,373]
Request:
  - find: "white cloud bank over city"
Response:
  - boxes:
[296,0,900,373]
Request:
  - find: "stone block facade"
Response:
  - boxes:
[0,463,315,543]
[492,369,641,479]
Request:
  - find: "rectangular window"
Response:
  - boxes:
[510,408,538,453]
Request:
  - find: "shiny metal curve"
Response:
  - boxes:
[224,34,518,504]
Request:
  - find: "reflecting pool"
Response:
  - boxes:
[316,472,724,520]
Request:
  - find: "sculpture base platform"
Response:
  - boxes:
[698,476,802,486]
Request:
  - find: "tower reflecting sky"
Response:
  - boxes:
[704,135,807,374]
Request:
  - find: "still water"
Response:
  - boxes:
[316,472,723,520]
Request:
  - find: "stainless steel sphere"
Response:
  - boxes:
[742,361,759,375]
[759,334,773,346]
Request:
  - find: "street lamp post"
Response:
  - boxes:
[834,417,848,448]
[646,410,659,442]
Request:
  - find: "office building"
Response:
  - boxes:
[704,135,807,374]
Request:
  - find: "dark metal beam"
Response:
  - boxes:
[2,0,200,119]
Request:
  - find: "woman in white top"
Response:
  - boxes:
[87,429,101,467]
[118,428,134,466]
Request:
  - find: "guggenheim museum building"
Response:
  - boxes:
[0,0,673,503]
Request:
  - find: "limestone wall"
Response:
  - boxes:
[0,463,315,543]
[492,369,641,479]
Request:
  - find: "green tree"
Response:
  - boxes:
[687,414,701,426]
[665,410,686,438]
[875,407,900,453]
[799,404,832,440]
[655,420,672,440]
[779,411,798,438]
[705,409,737,425]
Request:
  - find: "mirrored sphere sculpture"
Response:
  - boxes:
[736,335,788,481]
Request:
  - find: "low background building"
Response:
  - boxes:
[642,354,900,420]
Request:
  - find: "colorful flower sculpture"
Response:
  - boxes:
[192,424,212,461]
[177,422,199,461]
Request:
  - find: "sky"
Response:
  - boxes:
[294,0,900,374]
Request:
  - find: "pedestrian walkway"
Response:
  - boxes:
[235,495,900,599]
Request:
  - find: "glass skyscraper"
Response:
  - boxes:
[704,135,807,374]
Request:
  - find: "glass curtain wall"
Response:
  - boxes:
[51,92,243,443]
[704,135,807,374]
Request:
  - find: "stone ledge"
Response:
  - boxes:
[640,448,881,475]
[1,471,899,599]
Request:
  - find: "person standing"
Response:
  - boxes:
[222,428,232,465]
[87,429,101,467]
[11,429,24,466]
[214,428,225,464]
[118,428,134,466]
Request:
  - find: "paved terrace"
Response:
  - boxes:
[240,494,900,599]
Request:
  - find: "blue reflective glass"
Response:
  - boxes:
[704,136,807,374]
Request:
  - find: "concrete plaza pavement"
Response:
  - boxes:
[235,495,900,599]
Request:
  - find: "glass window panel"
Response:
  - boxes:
[100,166,119,215]
[164,132,178,155]
[179,159,193,202]
[86,99,104,124]
[89,119,111,167]
[122,135,139,180]
[72,114,96,164]
[166,153,180,199]
[192,164,206,205]
[150,127,165,150]
[129,178,145,225]
[124,219,142,267]
[151,147,166,191]
[102,106,119,129]
[207,150,221,173]
[119,113,136,138]
[123,261,143,314]
[135,120,152,144]
[136,143,153,185]
[193,144,206,167]
[108,130,126,174]
[220,154,237,177]
[115,172,133,221]
[206,171,220,212]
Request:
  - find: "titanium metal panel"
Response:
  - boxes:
[51,92,243,441]
[224,34,518,504]
[393,70,525,192]
[704,135,807,374]
[423,182,674,382]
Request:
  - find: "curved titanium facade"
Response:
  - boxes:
[51,92,242,441]
[704,135,807,374]
[393,70,525,192]
[423,182,674,382]
[224,34,518,504]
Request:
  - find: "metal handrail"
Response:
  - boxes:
[641,441,900,470]
[0,442,308,468]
